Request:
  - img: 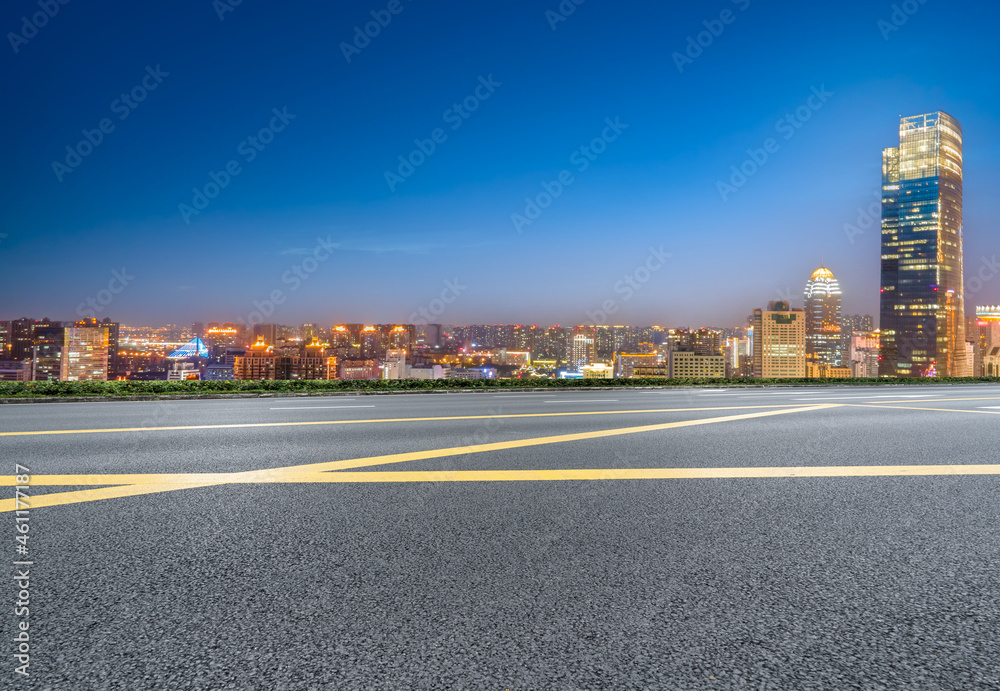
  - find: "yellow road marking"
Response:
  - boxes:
[248,465,1000,482]
[4,482,224,510]
[852,396,1000,404]
[0,403,825,437]
[7,462,1000,513]
[847,403,1000,415]
[0,405,832,511]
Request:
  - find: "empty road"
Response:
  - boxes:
[3,384,1000,689]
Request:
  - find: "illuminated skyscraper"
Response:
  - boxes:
[879,111,966,377]
[804,266,842,366]
[571,329,595,369]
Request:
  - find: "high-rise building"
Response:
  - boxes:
[416,324,442,348]
[804,266,843,366]
[879,111,966,377]
[386,325,411,351]
[31,325,66,381]
[842,314,875,336]
[977,306,1000,377]
[848,331,881,378]
[752,301,806,378]
[359,326,383,359]
[30,323,108,381]
[723,336,751,378]
[64,323,109,381]
[382,349,407,380]
[8,318,41,361]
[0,322,10,359]
[571,329,595,369]
[252,323,278,347]
[99,318,120,378]
[300,323,318,342]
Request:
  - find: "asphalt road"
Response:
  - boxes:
[3,384,1000,690]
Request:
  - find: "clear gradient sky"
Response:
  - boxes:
[3,0,999,327]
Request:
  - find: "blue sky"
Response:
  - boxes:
[2,0,999,327]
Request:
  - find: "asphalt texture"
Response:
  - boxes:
[3,384,1000,690]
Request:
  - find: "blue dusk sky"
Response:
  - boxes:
[2,0,999,327]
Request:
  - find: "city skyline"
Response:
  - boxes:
[4,0,1000,326]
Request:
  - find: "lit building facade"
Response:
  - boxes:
[63,323,109,381]
[879,111,966,377]
[668,351,725,378]
[804,266,842,366]
[233,339,328,380]
[0,360,31,381]
[571,330,595,369]
[806,363,851,379]
[613,352,660,378]
[581,364,614,379]
[849,331,881,378]
[32,325,65,381]
[752,301,806,378]
[977,306,1000,376]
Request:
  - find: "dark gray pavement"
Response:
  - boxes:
[4,384,1000,689]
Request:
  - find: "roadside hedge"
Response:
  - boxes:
[1,376,998,398]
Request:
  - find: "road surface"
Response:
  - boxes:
[3,384,1000,689]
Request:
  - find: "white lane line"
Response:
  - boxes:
[488,395,547,398]
[544,400,619,403]
[979,406,1000,409]
[269,406,376,410]
[796,395,941,401]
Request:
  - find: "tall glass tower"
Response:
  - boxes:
[804,266,842,366]
[878,111,965,377]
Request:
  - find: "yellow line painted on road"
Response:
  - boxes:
[0,405,833,511]
[850,396,1000,404]
[260,465,1000,482]
[846,403,1000,415]
[6,461,1000,512]
[0,473,245,486]
[0,482,226,511]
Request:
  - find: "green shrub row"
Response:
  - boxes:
[1,376,998,399]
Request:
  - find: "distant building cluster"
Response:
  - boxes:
[2,111,996,384]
